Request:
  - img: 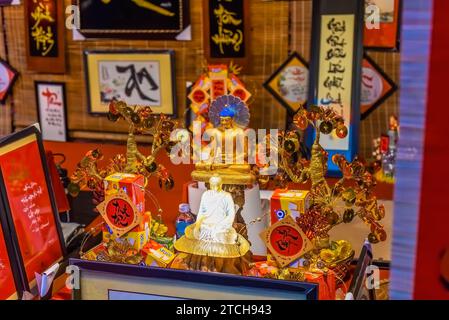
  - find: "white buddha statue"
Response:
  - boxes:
[174,175,250,259]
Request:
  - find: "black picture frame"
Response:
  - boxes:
[0,58,19,105]
[264,51,309,116]
[75,0,191,40]
[348,242,376,300]
[361,53,398,120]
[84,50,177,117]
[35,81,69,142]
[185,82,194,132]
[0,125,67,295]
[0,197,24,300]
[70,258,318,300]
[307,0,364,177]
[203,0,250,68]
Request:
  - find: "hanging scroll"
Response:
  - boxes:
[308,0,364,176]
[24,0,65,73]
[203,0,250,67]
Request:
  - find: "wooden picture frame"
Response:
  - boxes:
[24,0,66,74]
[264,52,309,115]
[0,125,67,296]
[364,0,402,51]
[0,58,18,104]
[84,50,177,116]
[35,81,69,142]
[203,0,250,68]
[75,0,191,40]
[361,54,398,119]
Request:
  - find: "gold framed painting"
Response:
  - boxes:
[84,50,177,115]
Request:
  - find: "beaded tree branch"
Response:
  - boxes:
[68,100,179,198]
[259,105,387,245]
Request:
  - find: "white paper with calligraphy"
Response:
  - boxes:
[318,15,355,151]
[99,61,162,106]
[36,82,67,142]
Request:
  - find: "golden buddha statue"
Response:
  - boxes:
[192,102,256,185]
[173,175,251,274]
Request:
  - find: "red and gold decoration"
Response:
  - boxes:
[255,104,387,279]
[260,216,313,268]
[96,189,140,238]
[187,63,252,133]
[72,101,181,271]
[69,100,179,197]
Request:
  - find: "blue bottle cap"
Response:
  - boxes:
[179,203,190,213]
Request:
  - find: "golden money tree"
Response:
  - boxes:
[258,105,387,246]
[68,100,179,198]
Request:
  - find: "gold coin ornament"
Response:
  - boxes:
[319,121,334,135]
[336,124,348,139]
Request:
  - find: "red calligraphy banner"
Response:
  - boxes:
[0,224,16,300]
[0,132,64,288]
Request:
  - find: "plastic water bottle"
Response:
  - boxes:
[175,203,196,239]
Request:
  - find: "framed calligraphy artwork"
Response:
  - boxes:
[0,59,18,105]
[361,55,397,119]
[24,0,65,73]
[203,0,250,67]
[76,0,191,40]
[0,125,66,295]
[364,0,401,51]
[308,0,364,177]
[260,216,313,268]
[264,52,309,115]
[0,198,23,300]
[84,50,177,115]
[35,81,68,142]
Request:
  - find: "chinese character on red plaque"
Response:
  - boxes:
[97,189,140,237]
[189,88,209,105]
[260,216,313,268]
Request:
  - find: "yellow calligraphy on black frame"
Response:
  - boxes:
[206,0,247,62]
[211,4,243,55]
[28,0,58,57]
[100,0,175,17]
